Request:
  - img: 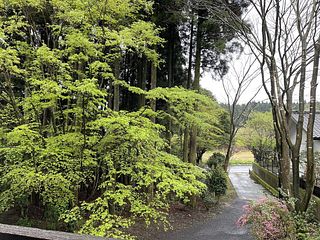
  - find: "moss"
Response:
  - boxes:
[252,163,320,220]
[252,162,279,188]
[249,170,279,196]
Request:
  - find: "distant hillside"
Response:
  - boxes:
[221,101,320,113]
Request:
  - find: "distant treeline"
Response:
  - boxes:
[221,101,320,114]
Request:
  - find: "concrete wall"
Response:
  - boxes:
[0,224,110,240]
[251,163,279,191]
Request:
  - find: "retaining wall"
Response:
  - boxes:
[250,162,320,219]
[0,223,111,240]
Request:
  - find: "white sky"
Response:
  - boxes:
[200,5,268,104]
[200,49,269,104]
[200,1,318,105]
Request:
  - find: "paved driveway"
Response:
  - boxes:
[160,165,268,240]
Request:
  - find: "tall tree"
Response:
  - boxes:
[188,0,250,165]
[222,56,261,171]
[224,0,320,210]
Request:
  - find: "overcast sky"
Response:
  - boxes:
[200,48,313,105]
[200,48,269,104]
[200,2,317,105]
[200,5,268,105]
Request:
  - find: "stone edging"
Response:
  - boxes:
[0,223,112,240]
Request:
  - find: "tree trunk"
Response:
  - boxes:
[291,38,308,208]
[196,148,206,165]
[150,63,157,123]
[224,132,234,171]
[187,14,194,89]
[189,125,197,165]
[166,25,174,152]
[183,128,189,162]
[192,15,202,91]
[189,13,203,164]
[138,57,147,108]
[113,58,121,111]
[280,137,291,196]
[183,14,195,162]
[291,148,300,205]
[301,37,320,211]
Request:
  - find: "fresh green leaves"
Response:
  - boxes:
[0,1,220,239]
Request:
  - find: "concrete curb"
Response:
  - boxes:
[0,223,112,240]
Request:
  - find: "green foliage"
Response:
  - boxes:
[148,87,225,157]
[207,152,225,169]
[294,214,320,240]
[148,87,216,122]
[205,167,227,196]
[1,103,207,239]
[0,0,210,239]
[59,112,206,239]
[237,112,275,148]
[0,0,240,238]
[292,201,320,240]
[237,112,275,162]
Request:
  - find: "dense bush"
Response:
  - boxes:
[238,198,320,240]
[205,166,227,196]
[292,201,320,240]
[237,198,296,240]
[294,214,320,240]
[207,152,225,169]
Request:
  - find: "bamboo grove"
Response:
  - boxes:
[0,0,248,239]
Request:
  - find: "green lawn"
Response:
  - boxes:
[202,150,254,166]
[230,151,254,165]
[202,151,213,163]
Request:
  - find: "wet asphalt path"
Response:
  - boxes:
[161,165,269,240]
[229,165,269,201]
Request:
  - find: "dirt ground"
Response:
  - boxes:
[127,179,237,240]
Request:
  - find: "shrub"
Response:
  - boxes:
[293,201,320,240]
[237,198,295,240]
[205,166,227,196]
[294,214,320,240]
[207,152,225,169]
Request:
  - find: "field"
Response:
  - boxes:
[230,151,254,165]
[202,150,254,165]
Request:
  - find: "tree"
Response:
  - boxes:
[0,0,256,237]
[196,89,228,164]
[237,112,275,163]
[0,1,211,238]
[223,0,320,210]
[187,0,250,165]
[221,56,262,171]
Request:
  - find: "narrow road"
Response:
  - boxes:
[160,165,269,240]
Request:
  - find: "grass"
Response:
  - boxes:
[202,150,254,166]
[230,151,254,165]
[202,151,213,163]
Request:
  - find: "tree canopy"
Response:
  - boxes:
[0,0,249,238]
